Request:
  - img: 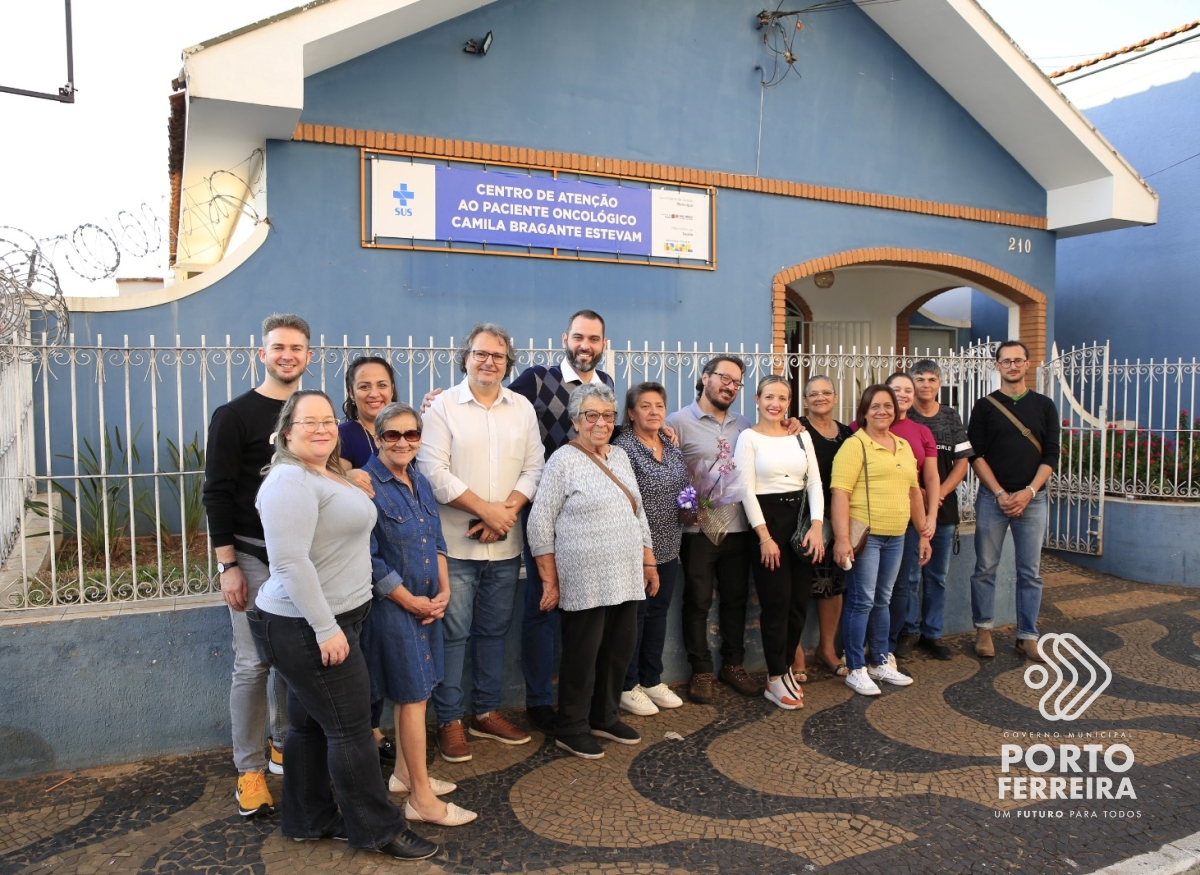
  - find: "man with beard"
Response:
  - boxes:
[665,355,764,703]
[967,340,1059,663]
[418,323,545,762]
[203,313,312,817]
[508,310,615,733]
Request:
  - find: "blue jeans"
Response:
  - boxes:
[520,506,558,708]
[247,602,403,850]
[971,491,1047,640]
[431,556,520,723]
[624,557,681,691]
[891,523,956,646]
[841,533,905,672]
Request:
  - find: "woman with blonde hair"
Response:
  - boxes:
[734,375,825,710]
[248,389,437,860]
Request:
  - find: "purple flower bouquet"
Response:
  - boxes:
[677,436,744,546]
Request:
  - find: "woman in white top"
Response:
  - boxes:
[734,375,825,710]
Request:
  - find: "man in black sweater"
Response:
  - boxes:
[202,313,312,817]
[966,340,1059,663]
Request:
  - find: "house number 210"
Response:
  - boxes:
[1008,237,1032,253]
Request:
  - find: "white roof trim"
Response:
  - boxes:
[176,0,1157,269]
[860,0,1157,236]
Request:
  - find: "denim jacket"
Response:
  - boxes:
[365,455,447,600]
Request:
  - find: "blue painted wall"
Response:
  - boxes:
[1055,73,1200,362]
[304,0,1045,216]
[970,289,1010,347]
[1052,498,1200,587]
[1,541,1010,776]
[71,0,1054,350]
[71,146,1055,350]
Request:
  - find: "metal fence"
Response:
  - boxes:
[8,334,1187,612]
[1104,357,1200,499]
[0,351,36,574]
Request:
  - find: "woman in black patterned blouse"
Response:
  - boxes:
[798,375,854,677]
[612,382,690,717]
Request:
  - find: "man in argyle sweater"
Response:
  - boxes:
[509,310,616,733]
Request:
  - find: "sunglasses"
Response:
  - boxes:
[380,429,422,443]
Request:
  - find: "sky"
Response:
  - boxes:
[0,0,1198,294]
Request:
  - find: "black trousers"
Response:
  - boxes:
[556,600,639,737]
[679,531,752,674]
[754,493,815,678]
[248,601,404,850]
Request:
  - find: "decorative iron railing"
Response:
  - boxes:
[0,334,1093,611]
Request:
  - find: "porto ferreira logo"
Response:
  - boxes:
[1024,633,1113,721]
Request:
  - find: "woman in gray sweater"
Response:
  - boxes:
[248,389,437,862]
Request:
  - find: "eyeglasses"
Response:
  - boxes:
[806,390,835,399]
[711,372,744,390]
[294,418,338,433]
[380,429,422,443]
[580,410,617,424]
[998,358,1028,368]
[470,350,508,365]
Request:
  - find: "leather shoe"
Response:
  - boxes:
[688,672,714,704]
[917,636,952,660]
[1015,638,1045,662]
[974,629,995,658]
[718,663,762,697]
[895,632,919,659]
[525,704,557,735]
[374,828,439,861]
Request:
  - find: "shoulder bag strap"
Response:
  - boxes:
[985,395,1042,454]
[860,434,871,527]
[568,440,639,515]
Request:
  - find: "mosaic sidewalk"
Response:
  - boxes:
[3,554,1200,874]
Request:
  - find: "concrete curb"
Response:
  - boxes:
[1087,830,1200,875]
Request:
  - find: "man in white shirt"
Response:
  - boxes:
[417,323,545,762]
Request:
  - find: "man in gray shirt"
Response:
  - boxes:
[666,355,761,704]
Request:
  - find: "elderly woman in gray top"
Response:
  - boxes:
[527,383,659,760]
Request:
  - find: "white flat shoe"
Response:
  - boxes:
[389,773,457,796]
[404,800,478,827]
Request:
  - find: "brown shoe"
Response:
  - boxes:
[718,663,762,697]
[688,672,715,704]
[1015,638,1045,662]
[468,711,531,745]
[437,720,472,763]
[974,629,995,658]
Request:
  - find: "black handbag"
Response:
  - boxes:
[790,431,831,557]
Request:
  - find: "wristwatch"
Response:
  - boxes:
[217,560,239,574]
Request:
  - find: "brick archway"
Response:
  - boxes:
[771,248,1047,366]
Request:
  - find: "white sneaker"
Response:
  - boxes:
[845,667,881,696]
[887,652,898,671]
[868,662,914,686]
[764,675,804,710]
[641,683,683,709]
[619,686,659,716]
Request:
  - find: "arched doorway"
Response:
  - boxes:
[771,248,1048,372]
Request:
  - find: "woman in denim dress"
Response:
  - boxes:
[361,402,476,827]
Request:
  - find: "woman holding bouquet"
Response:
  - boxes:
[612,382,689,717]
[735,375,825,710]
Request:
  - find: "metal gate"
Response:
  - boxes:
[1039,342,1110,554]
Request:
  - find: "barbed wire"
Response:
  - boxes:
[177,149,265,265]
[0,150,267,343]
[0,228,70,346]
